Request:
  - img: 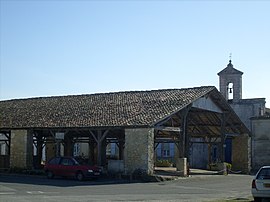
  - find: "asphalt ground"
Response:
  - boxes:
[0,171,254,202]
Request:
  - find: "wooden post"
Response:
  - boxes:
[64,135,73,156]
[88,140,95,165]
[36,136,43,168]
[180,104,192,159]
[220,113,226,162]
[208,143,212,168]
[89,130,109,166]
[97,131,102,166]
[118,141,124,160]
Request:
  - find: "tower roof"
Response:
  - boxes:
[217,60,243,76]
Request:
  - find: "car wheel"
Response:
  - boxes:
[47,171,54,179]
[76,172,84,181]
[254,197,262,202]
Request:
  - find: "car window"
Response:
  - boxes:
[60,158,75,166]
[257,168,270,179]
[73,157,82,165]
[71,158,79,165]
[48,157,61,165]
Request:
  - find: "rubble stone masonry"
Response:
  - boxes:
[10,130,33,169]
[251,118,270,171]
[232,133,250,174]
[124,128,154,175]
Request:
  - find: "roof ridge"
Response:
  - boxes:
[0,86,216,102]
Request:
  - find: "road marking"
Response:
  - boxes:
[26,191,58,194]
[27,191,44,194]
[0,192,15,195]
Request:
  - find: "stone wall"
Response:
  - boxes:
[230,99,265,130]
[251,118,270,171]
[219,73,242,102]
[10,130,33,169]
[124,128,154,175]
[231,133,250,174]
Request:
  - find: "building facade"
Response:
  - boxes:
[218,60,268,172]
[0,86,250,174]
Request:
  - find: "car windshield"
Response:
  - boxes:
[72,158,80,165]
[257,168,270,179]
[49,157,61,165]
[74,157,89,165]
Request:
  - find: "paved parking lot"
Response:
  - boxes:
[0,173,253,202]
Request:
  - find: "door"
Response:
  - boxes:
[225,138,232,164]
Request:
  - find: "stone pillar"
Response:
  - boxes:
[10,130,33,169]
[232,133,250,174]
[176,158,188,177]
[124,128,154,175]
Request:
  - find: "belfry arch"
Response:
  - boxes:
[218,60,243,102]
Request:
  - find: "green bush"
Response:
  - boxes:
[225,162,232,171]
[156,159,172,167]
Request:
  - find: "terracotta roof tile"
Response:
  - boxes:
[0,86,215,129]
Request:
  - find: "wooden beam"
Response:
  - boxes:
[155,138,180,144]
[154,126,181,132]
[90,130,109,166]
[89,130,98,143]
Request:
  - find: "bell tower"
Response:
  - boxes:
[217,60,243,102]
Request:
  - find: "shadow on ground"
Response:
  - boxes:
[0,167,243,187]
[0,173,138,187]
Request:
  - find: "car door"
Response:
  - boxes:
[59,157,76,177]
[47,157,62,176]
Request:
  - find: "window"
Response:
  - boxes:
[163,150,170,157]
[162,143,171,157]
[48,157,61,165]
[61,158,74,166]
[257,168,270,179]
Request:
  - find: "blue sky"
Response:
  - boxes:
[1,0,269,107]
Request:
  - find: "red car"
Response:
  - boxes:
[44,156,101,181]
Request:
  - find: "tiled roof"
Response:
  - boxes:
[0,86,216,129]
[217,60,243,75]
